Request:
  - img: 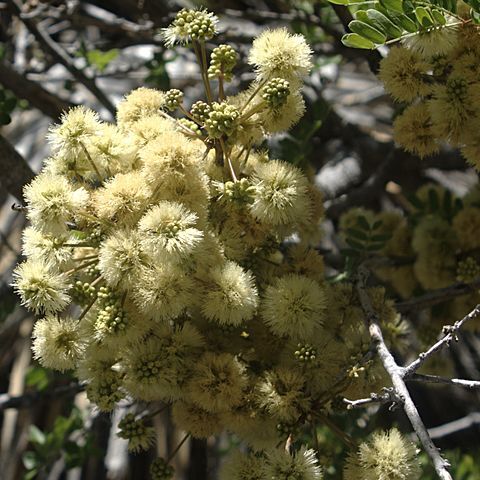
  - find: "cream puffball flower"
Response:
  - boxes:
[138,201,203,261]
[261,274,326,340]
[32,316,84,371]
[201,261,259,326]
[13,259,70,314]
[248,28,312,81]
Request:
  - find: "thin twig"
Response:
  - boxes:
[0,383,84,411]
[407,373,480,390]
[356,266,453,480]
[344,388,396,410]
[403,304,480,377]
[167,433,190,463]
[395,279,480,313]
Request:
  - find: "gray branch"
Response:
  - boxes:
[407,373,480,390]
[0,134,35,201]
[356,266,453,480]
[403,305,480,377]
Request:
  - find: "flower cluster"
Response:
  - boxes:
[339,181,480,344]
[13,8,414,478]
[378,22,480,165]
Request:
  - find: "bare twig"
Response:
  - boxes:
[0,134,35,201]
[403,304,480,377]
[0,383,84,411]
[395,279,480,313]
[344,388,397,410]
[428,412,480,440]
[356,266,453,480]
[0,61,75,119]
[407,373,480,390]
[6,0,115,116]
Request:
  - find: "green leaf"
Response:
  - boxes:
[428,188,439,211]
[370,233,392,242]
[431,9,447,24]
[22,451,38,471]
[414,7,435,27]
[366,9,404,37]
[327,0,350,4]
[0,112,11,125]
[346,228,369,241]
[346,238,365,250]
[355,10,371,22]
[356,215,371,231]
[378,7,418,32]
[341,33,376,49]
[25,367,51,391]
[379,0,404,13]
[349,20,387,43]
[85,49,119,73]
[408,194,425,210]
[29,425,46,445]
[372,219,383,230]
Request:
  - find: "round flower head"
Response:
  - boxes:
[94,171,151,226]
[172,401,222,438]
[263,447,323,480]
[260,90,305,134]
[219,451,265,480]
[378,47,432,103]
[344,428,420,480]
[163,8,218,47]
[138,201,203,261]
[187,352,247,413]
[248,28,312,81]
[85,369,124,412]
[47,106,102,158]
[257,367,311,423]
[117,413,156,453]
[22,227,72,268]
[403,22,458,58]
[98,230,148,290]
[122,323,204,401]
[452,207,480,250]
[116,87,166,128]
[250,160,311,226]
[261,274,326,340]
[129,114,176,148]
[429,76,480,144]
[201,261,259,326]
[134,264,194,322]
[32,316,84,371]
[150,458,174,480]
[393,102,439,158]
[13,259,70,314]
[24,173,89,236]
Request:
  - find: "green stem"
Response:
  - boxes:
[167,433,190,463]
[79,141,102,180]
[240,78,268,114]
[316,412,357,450]
[200,41,214,102]
[65,259,97,276]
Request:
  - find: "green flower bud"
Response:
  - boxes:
[262,78,290,109]
[118,413,155,453]
[164,89,184,111]
[204,102,239,138]
[208,44,238,82]
[150,458,175,480]
[190,100,211,122]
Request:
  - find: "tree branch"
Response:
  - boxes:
[0,134,35,201]
[407,373,480,390]
[356,266,453,480]
[0,61,74,120]
[395,278,480,313]
[403,304,480,377]
[0,382,84,411]
[6,0,115,116]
